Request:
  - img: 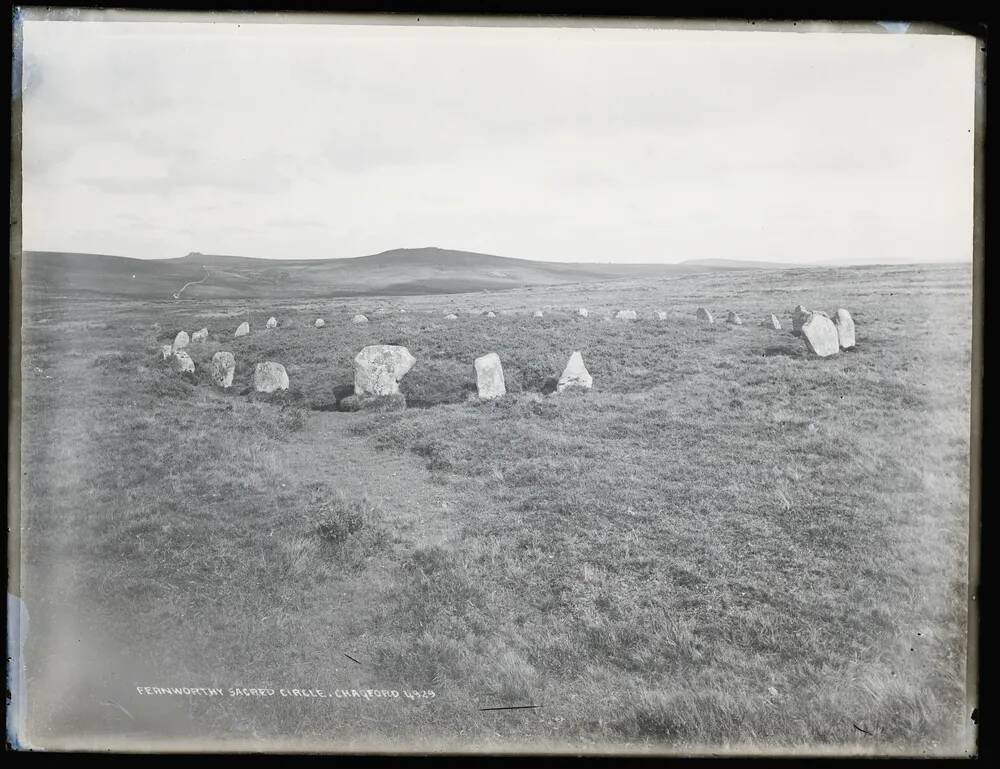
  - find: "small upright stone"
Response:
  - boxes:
[211,351,235,388]
[352,314,369,324]
[834,308,856,349]
[655,311,667,320]
[474,353,506,399]
[266,316,278,329]
[253,362,289,393]
[171,350,195,374]
[533,310,544,318]
[615,309,638,321]
[791,305,810,336]
[578,308,589,318]
[234,322,250,338]
[314,318,326,328]
[192,327,209,342]
[696,307,714,323]
[354,345,417,396]
[557,351,593,393]
[171,330,190,352]
[485,311,497,318]
[726,311,743,326]
[160,344,173,360]
[765,314,782,330]
[801,313,840,357]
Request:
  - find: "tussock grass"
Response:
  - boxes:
[16,264,974,754]
[311,492,390,572]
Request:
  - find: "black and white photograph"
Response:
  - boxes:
[8,9,982,756]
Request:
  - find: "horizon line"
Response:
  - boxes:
[19,246,972,268]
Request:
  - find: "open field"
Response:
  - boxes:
[13,263,975,754]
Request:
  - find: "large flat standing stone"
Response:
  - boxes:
[171,331,189,352]
[253,361,289,392]
[172,350,195,374]
[557,351,593,392]
[474,352,506,399]
[354,345,417,396]
[801,313,840,357]
[834,308,856,349]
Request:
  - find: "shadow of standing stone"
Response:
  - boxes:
[339,393,408,412]
[332,383,355,405]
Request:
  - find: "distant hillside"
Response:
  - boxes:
[20,247,798,299]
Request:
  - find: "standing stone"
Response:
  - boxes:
[765,314,782,330]
[160,344,173,361]
[655,311,667,320]
[726,311,743,326]
[192,327,209,342]
[696,308,714,323]
[791,305,810,336]
[266,316,278,328]
[615,309,638,320]
[557,351,593,392]
[314,318,326,328]
[211,351,236,388]
[352,314,369,324]
[578,308,589,318]
[253,362,289,393]
[474,353,506,399]
[801,313,840,357]
[354,345,416,396]
[234,321,250,338]
[171,350,195,374]
[443,313,458,320]
[171,330,190,352]
[834,308,856,349]
[533,310,544,318]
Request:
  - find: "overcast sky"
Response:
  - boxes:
[20,17,977,264]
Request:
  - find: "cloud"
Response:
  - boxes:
[19,19,977,264]
[82,151,294,197]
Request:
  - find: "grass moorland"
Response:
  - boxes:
[14,263,975,754]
